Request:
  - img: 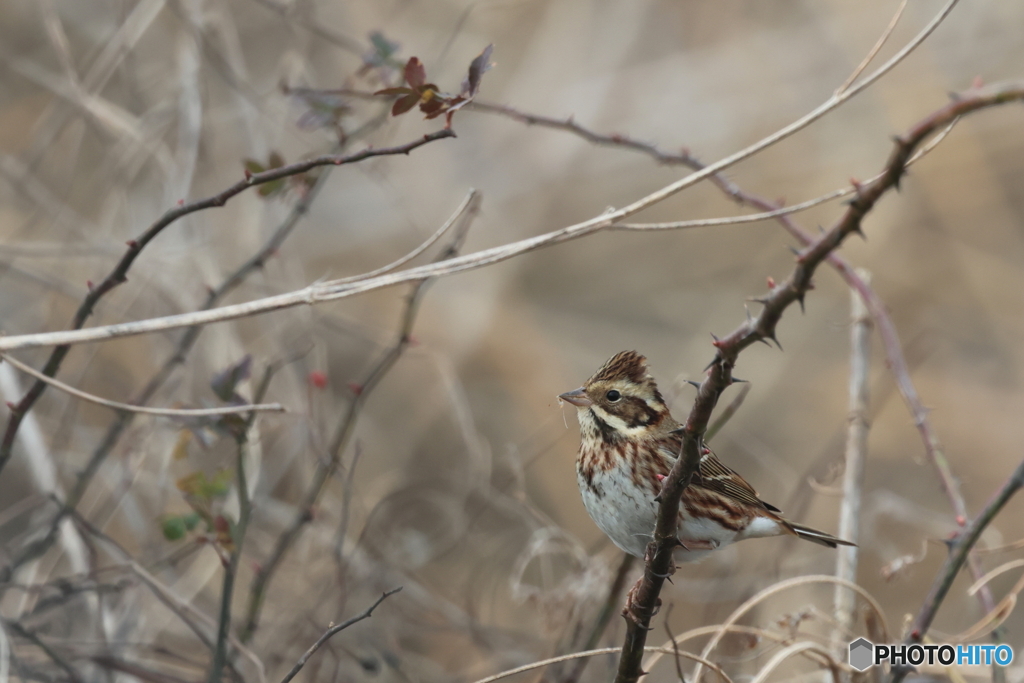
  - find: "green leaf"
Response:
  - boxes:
[162,515,188,541]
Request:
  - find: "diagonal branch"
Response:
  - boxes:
[239,190,481,641]
[0,127,456,478]
[890,456,1024,683]
[278,587,402,683]
[611,80,1024,683]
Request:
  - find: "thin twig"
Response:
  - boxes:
[0,353,285,417]
[834,270,872,659]
[0,127,456,478]
[239,190,482,641]
[8,31,1003,357]
[704,383,751,443]
[691,575,889,683]
[836,0,909,95]
[560,552,636,683]
[891,457,1024,683]
[208,364,277,683]
[616,72,1005,683]
[278,588,402,683]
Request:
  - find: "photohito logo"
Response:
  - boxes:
[848,639,1014,672]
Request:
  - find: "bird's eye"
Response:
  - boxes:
[606,390,621,402]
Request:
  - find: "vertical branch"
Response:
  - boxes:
[835,270,872,665]
[239,191,482,642]
[208,366,275,683]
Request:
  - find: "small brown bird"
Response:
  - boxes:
[560,350,852,564]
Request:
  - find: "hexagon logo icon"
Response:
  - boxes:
[849,638,874,671]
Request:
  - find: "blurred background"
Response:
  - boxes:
[0,0,1023,681]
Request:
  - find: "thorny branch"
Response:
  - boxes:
[239,190,482,641]
[0,127,456,478]
[278,587,402,683]
[612,81,1024,683]
[890,456,1024,683]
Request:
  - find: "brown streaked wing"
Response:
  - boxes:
[657,439,778,513]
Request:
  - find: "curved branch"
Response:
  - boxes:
[0,128,456,477]
[612,80,1022,683]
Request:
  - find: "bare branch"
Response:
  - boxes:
[0,127,457,477]
[278,588,402,683]
[0,353,285,418]
[239,190,482,641]
[891,457,1024,683]
[615,75,1013,683]
[834,270,872,651]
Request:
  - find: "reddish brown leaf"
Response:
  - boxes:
[404,57,426,88]
[392,93,420,116]
[374,87,414,96]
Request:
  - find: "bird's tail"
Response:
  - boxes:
[787,522,856,548]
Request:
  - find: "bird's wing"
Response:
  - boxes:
[658,439,780,512]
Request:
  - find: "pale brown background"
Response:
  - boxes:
[0,1,1022,681]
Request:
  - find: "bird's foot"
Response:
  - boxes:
[677,538,719,551]
[622,576,661,626]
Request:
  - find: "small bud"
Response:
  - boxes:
[766,276,776,289]
[348,382,363,395]
[126,239,138,248]
[308,371,328,389]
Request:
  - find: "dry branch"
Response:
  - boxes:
[0,128,456,478]
[278,588,402,683]
[613,79,1023,683]
[891,457,1024,683]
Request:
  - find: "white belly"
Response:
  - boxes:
[577,459,778,562]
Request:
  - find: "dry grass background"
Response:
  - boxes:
[0,1,1023,682]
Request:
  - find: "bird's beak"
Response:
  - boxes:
[558,387,592,407]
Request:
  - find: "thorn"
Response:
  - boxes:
[766,276,776,289]
[732,376,749,383]
[796,292,805,313]
[744,305,753,323]
[818,224,825,234]
[749,295,769,305]
[787,245,801,256]
[948,90,962,101]
[684,380,701,389]
[767,332,783,351]
[756,337,771,347]
[710,333,723,349]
